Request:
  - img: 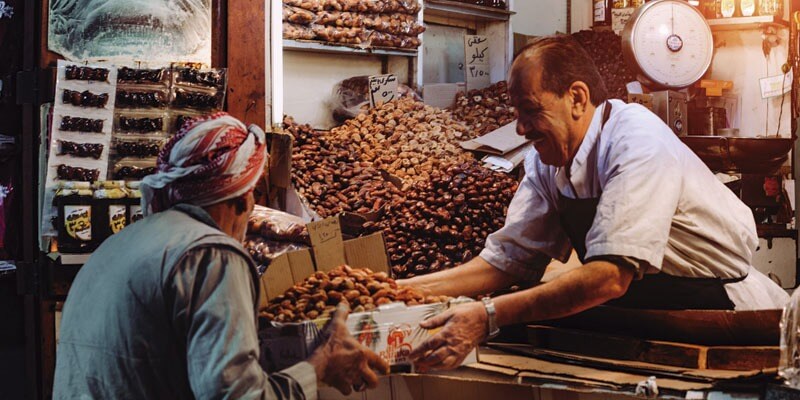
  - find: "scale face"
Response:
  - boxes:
[622,0,713,89]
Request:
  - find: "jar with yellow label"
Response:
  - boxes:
[739,0,755,16]
[759,0,782,16]
[719,0,735,17]
[92,181,129,244]
[55,182,96,254]
[127,182,144,224]
[613,0,628,8]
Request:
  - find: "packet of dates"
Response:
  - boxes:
[258,265,477,373]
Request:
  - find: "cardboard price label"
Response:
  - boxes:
[465,35,491,91]
[369,74,398,108]
[307,216,346,272]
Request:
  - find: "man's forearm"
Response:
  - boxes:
[400,257,519,297]
[493,260,634,326]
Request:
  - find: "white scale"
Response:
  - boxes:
[621,0,714,136]
[622,0,714,89]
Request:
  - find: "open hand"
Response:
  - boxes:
[408,301,487,372]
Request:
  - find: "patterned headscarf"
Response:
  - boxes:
[141,112,267,215]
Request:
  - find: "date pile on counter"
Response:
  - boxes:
[288,116,405,218]
[262,265,451,322]
[282,0,423,49]
[286,101,519,278]
[571,30,636,100]
[449,81,517,140]
[369,164,518,278]
[329,97,473,187]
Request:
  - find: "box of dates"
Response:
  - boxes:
[258,264,476,373]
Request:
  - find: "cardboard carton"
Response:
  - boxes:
[261,300,478,373]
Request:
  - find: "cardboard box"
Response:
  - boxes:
[258,217,390,304]
[261,300,478,373]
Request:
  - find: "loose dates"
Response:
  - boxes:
[262,265,450,322]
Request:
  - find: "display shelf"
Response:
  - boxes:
[707,15,788,31]
[283,39,419,57]
[424,0,514,22]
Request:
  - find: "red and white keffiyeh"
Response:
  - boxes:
[141,112,266,215]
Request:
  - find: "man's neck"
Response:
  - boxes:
[566,102,599,165]
[203,202,238,237]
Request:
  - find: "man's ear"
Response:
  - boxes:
[569,81,591,119]
[233,195,248,215]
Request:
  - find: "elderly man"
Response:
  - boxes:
[404,35,789,371]
[54,113,388,399]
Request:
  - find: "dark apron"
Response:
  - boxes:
[556,102,742,310]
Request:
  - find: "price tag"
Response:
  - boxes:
[465,35,491,91]
[611,8,635,35]
[307,216,346,272]
[368,74,398,108]
[759,71,793,99]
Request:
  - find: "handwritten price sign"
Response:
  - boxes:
[464,35,490,91]
[368,74,398,108]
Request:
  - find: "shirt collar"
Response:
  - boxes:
[571,101,608,170]
[555,101,609,197]
[172,203,221,230]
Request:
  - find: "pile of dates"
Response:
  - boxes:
[367,163,518,279]
[329,97,473,188]
[571,29,636,100]
[262,265,450,322]
[287,116,404,218]
[450,81,517,139]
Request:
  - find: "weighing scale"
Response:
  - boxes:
[621,0,715,136]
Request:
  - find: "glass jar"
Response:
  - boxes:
[55,182,97,254]
[719,0,736,17]
[613,0,628,8]
[594,0,612,26]
[759,0,782,16]
[739,0,756,16]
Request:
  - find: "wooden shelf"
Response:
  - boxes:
[707,15,788,31]
[424,0,514,22]
[756,224,797,239]
[283,39,418,57]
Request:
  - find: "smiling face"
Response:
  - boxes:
[510,60,591,167]
[48,0,211,62]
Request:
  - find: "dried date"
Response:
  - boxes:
[64,65,109,81]
[56,165,100,182]
[60,116,104,133]
[117,67,165,84]
[62,89,109,108]
[58,141,104,159]
[173,89,219,110]
[119,116,164,133]
[115,165,158,179]
[176,68,225,88]
[115,140,161,157]
[116,90,167,108]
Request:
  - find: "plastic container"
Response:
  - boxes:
[55,184,97,253]
[92,182,129,242]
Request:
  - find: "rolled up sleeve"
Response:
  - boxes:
[169,247,317,400]
[480,166,570,281]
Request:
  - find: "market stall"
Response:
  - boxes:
[6,0,800,398]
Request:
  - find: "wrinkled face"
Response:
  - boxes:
[48,0,210,61]
[509,60,577,167]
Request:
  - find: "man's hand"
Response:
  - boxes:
[308,303,390,395]
[409,301,487,372]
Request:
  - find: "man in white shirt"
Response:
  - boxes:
[403,35,789,372]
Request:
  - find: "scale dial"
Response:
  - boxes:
[622,0,713,89]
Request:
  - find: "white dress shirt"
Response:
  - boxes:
[480,99,788,310]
